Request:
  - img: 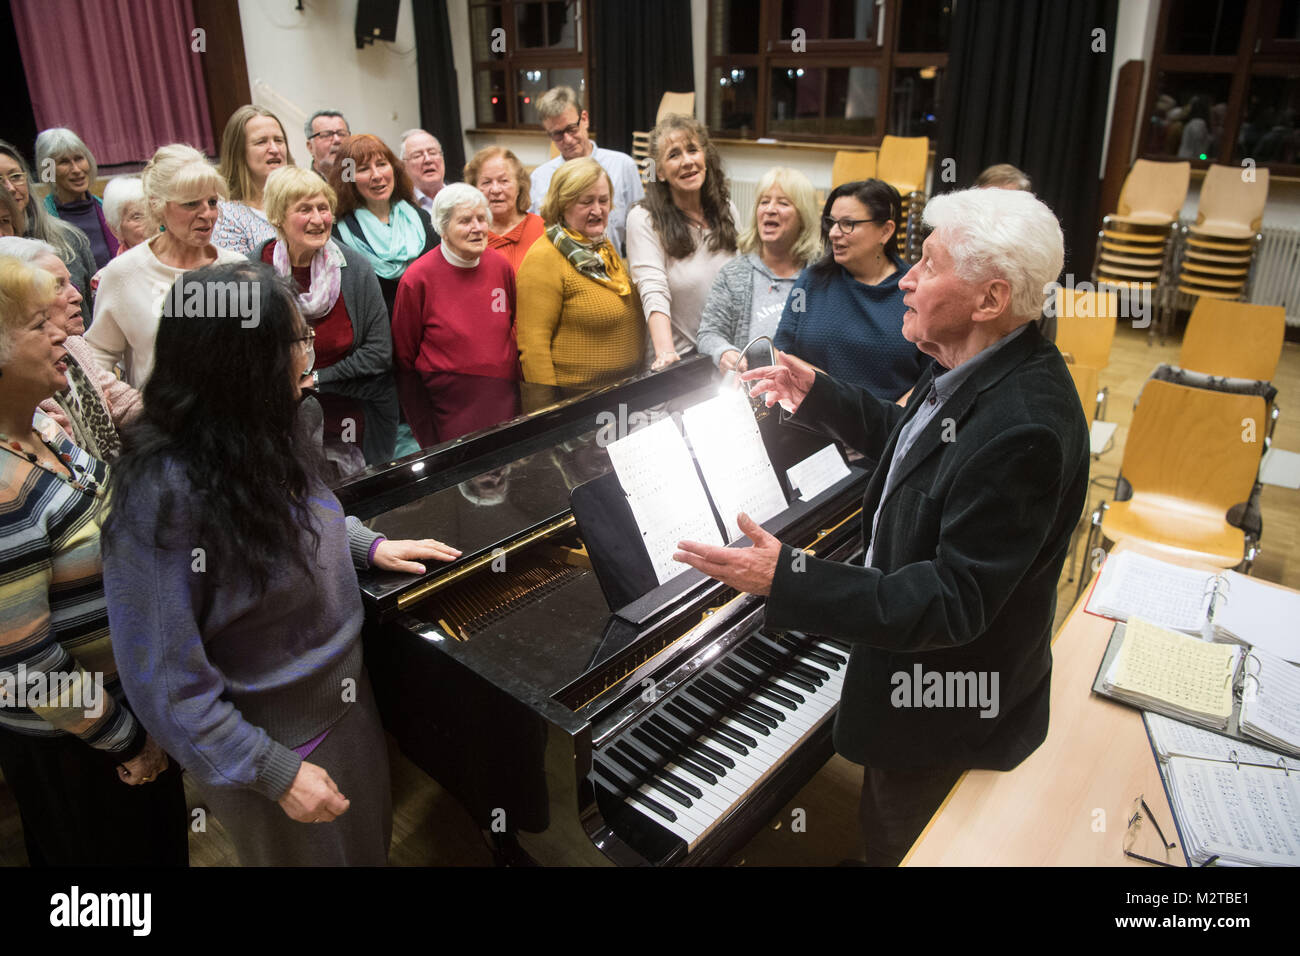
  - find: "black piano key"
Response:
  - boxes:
[795,644,843,670]
[719,653,768,681]
[632,727,719,786]
[737,647,819,693]
[666,701,751,755]
[790,632,848,666]
[593,768,678,824]
[715,662,802,710]
[648,714,735,771]
[820,636,854,654]
[752,635,831,683]
[701,673,785,724]
[677,693,763,748]
[685,684,772,736]
[616,739,704,800]
[606,748,693,809]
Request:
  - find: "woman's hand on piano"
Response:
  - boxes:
[739,349,815,413]
[372,538,463,575]
[674,513,781,596]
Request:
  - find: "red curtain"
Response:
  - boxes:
[11,0,214,164]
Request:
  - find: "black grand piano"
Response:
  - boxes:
[327,356,869,865]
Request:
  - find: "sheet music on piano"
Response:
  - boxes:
[680,389,788,543]
[606,417,725,585]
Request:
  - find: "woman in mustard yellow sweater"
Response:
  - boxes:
[516,157,644,389]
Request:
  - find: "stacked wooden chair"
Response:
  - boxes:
[876,135,929,262]
[1094,159,1190,343]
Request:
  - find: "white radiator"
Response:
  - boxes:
[728,178,758,232]
[1254,225,1300,327]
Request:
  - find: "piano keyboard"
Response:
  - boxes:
[592,631,850,852]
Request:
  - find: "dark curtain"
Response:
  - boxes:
[10,0,214,163]
[937,0,1118,279]
[411,0,466,180]
[0,4,37,159]
[593,0,694,156]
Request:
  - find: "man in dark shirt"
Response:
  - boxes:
[675,187,1089,865]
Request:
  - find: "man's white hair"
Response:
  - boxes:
[431,182,488,236]
[399,129,441,160]
[922,188,1064,322]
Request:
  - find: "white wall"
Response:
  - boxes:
[237,0,420,160]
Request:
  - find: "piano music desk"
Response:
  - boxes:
[901,542,1298,867]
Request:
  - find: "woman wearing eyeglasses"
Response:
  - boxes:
[101,261,459,865]
[773,179,926,400]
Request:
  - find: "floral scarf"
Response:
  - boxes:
[545,224,632,296]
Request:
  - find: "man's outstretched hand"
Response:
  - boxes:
[674,513,782,596]
[739,349,817,413]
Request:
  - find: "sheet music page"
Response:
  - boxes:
[786,444,852,502]
[1105,618,1240,723]
[1217,572,1300,663]
[1143,713,1289,767]
[1087,551,1214,633]
[680,390,787,543]
[1240,646,1300,752]
[1165,757,1300,866]
[605,416,725,585]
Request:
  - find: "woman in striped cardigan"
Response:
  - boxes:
[0,254,186,865]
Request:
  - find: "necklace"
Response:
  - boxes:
[0,430,103,497]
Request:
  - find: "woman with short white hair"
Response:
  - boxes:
[100,176,151,253]
[35,128,118,270]
[392,182,518,380]
[83,144,245,387]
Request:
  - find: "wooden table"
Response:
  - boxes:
[903,546,1189,866]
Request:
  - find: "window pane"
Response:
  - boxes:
[1235,73,1299,165]
[1145,73,1231,158]
[517,67,585,125]
[710,0,759,54]
[891,66,942,138]
[770,66,877,137]
[711,66,759,135]
[896,0,952,52]
[780,0,878,42]
[1162,0,1243,55]
[516,1,579,50]
[476,69,508,125]
[471,4,505,60]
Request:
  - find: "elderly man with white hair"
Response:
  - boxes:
[399,129,446,218]
[391,183,518,381]
[675,187,1090,866]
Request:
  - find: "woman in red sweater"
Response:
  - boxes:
[391,183,518,380]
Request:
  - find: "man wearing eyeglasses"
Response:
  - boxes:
[304,110,351,179]
[675,187,1090,866]
[399,130,446,218]
[528,86,643,257]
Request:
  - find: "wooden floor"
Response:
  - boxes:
[3,319,1298,867]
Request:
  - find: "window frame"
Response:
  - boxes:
[468,0,593,132]
[1140,0,1299,176]
[706,0,948,146]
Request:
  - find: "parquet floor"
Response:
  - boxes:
[3,321,1297,867]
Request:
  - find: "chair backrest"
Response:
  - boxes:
[656,92,696,124]
[831,150,878,188]
[1116,159,1190,222]
[1055,289,1119,370]
[1196,164,1270,234]
[1067,363,1099,429]
[1123,380,1265,512]
[1179,298,1286,382]
[876,135,928,194]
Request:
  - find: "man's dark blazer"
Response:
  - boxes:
[765,322,1089,771]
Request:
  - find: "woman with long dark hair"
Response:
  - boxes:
[773,179,925,399]
[101,261,459,865]
[625,115,738,369]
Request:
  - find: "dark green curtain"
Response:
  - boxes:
[411,0,466,180]
[937,0,1118,278]
[592,0,695,155]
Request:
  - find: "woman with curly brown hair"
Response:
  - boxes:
[465,146,544,272]
[625,115,738,370]
[328,134,437,318]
